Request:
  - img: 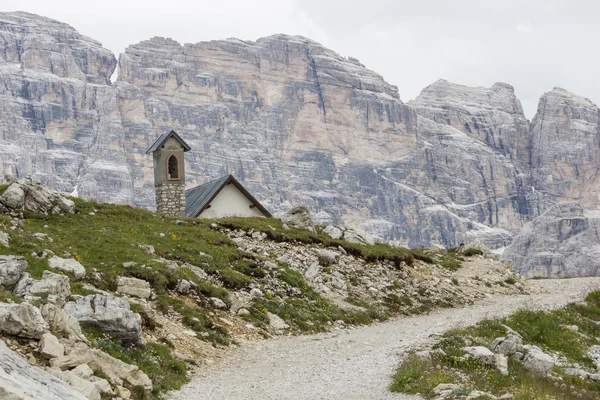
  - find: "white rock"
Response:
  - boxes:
[14,271,71,300]
[315,249,338,266]
[489,334,524,356]
[0,255,27,289]
[495,353,508,375]
[63,295,145,345]
[116,276,152,299]
[210,297,227,309]
[305,262,321,281]
[137,244,155,254]
[40,303,87,343]
[521,345,555,374]
[48,256,86,280]
[39,332,65,359]
[462,346,495,366]
[0,302,48,339]
[89,349,152,391]
[267,312,290,331]
[250,288,264,298]
[71,363,94,380]
[0,339,87,400]
[324,225,343,240]
[52,369,101,400]
[49,343,94,370]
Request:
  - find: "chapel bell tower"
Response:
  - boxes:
[146,130,191,217]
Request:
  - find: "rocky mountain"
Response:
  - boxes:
[503,202,600,277]
[0,12,599,262]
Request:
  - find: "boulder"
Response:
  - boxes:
[305,262,321,281]
[138,244,155,254]
[115,276,152,299]
[0,255,27,289]
[210,297,227,309]
[0,303,48,339]
[521,345,555,375]
[494,353,508,375]
[63,295,145,345]
[39,332,65,359]
[49,343,94,370]
[324,225,343,240]
[40,303,87,342]
[51,369,101,400]
[71,364,94,380]
[489,334,524,356]
[0,184,25,209]
[175,279,192,294]
[315,249,338,266]
[14,271,71,300]
[0,339,87,400]
[0,231,9,247]
[282,205,313,230]
[267,312,290,331]
[0,178,75,214]
[462,346,495,366]
[89,349,152,391]
[343,230,368,245]
[48,256,86,279]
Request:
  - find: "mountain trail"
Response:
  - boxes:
[169,277,600,400]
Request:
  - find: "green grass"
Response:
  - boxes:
[216,217,434,268]
[85,328,188,399]
[391,291,600,399]
[0,288,23,303]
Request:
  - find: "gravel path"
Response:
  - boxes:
[169,278,600,400]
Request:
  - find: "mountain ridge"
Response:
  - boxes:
[1,12,599,276]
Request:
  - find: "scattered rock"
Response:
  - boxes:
[51,369,101,400]
[315,249,338,266]
[138,244,155,254]
[89,349,152,391]
[267,312,290,331]
[39,332,65,359]
[116,276,152,299]
[175,279,192,294]
[282,205,313,229]
[495,353,508,375]
[49,343,94,370]
[0,339,86,400]
[14,271,71,300]
[48,256,86,280]
[250,288,264,298]
[0,302,48,338]
[489,334,523,356]
[210,297,227,309]
[467,390,497,399]
[462,346,495,366]
[63,295,145,345]
[521,345,555,375]
[0,255,27,289]
[324,225,343,240]
[40,303,87,343]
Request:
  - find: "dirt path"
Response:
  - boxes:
[169,278,600,400]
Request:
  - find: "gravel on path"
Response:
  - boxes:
[169,277,600,400]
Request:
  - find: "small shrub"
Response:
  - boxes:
[463,248,484,257]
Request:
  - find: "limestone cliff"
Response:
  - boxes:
[0,12,133,204]
[1,12,599,257]
[503,203,600,277]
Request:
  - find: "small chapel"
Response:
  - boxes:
[146,130,271,219]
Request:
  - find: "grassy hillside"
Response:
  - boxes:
[0,193,474,398]
[390,291,600,399]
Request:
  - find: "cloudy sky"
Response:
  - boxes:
[5,0,599,117]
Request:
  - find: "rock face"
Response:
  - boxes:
[503,202,600,277]
[1,11,600,262]
[62,294,145,345]
[0,255,27,289]
[0,339,87,400]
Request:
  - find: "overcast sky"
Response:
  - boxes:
[5,0,600,118]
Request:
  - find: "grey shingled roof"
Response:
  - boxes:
[185,174,272,218]
[185,175,230,218]
[146,130,191,154]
